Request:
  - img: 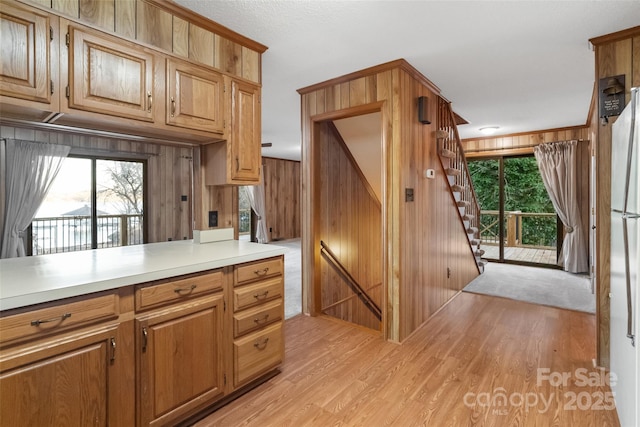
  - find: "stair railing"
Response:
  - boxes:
[436,97,481,245]
[320,240,382,321]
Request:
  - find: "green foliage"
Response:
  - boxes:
[468,157,557,248]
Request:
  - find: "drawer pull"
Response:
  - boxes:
[253,291,269,300]
[254,267,269,276]
[174,284,197,294]
[30,312,71,327]
[253,337,269,350]
[253,314,270,324]
[142,327,148,352]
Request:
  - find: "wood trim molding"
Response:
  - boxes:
[310,101,386,123]
[589,25,640,47]
[148,0,268,52]
[461,124,589,143]
[297,59,441,95]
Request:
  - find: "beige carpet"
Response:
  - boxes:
[268,238,302,319]
[463,262,595,313]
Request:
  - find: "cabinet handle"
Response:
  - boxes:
[147,91,152,112]
[253,290,269,300]
[254,267,269,276]
[170,96,176,117]
[253,314,270,324]
[31,312,71,326]
[174,284,197,294]
[253,337,269,350]
[236,156,239,171]
[142,327,148,352]
[110,337,116,362]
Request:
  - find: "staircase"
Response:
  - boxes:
[437,98,487,273]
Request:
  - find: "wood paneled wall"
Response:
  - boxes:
[262,157,300,241]
[299,59,479,342]
[318,122,382,330]
[398,72,480,339]
[461,127,592,269]
[20,0,265,83]
[0,124,194,243]
[589,26,640,367]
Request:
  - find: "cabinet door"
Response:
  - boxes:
[0,326,119,427]
[229,79,261,182]
[66,23,155,122]
[166,58,225,134]
[137,294,225,427]
[0,3,52,103]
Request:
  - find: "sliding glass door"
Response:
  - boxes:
[468,155,560,267]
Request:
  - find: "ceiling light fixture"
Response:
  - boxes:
[479,126,499,135]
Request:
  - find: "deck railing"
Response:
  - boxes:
[31,214,143,255]
[480,210,556,249]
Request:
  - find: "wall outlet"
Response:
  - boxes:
[405,188,414,202]
[208,211,218,227]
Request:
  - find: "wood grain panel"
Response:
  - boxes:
[136,0,172,51]
[592,32,637,367]
[114,0,135,38]
[262,157,301,240]
[172,16,189,58]
[216,36,241,76]
[189,23,214,67]
[28,0,51,7]
[79,0,113,31]
[242,47,259,82]
[52,0,78,17]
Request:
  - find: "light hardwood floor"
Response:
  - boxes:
[194,292,620,426]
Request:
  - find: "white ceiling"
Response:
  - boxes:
[175,0,640,161]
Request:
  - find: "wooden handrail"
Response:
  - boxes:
[437,97,482,260]
[320,240,382,321]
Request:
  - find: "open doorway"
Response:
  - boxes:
[311,111,384,332]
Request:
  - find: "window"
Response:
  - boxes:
[31,156,145,255]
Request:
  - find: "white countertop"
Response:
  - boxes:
[0,240,287,311]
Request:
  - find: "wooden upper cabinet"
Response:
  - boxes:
[166,58,225,134]
[229,79,261,182]
[0,2,53,104]
[65,22,156,122]
[204,78,261,185]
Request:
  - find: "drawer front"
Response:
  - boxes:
[233,277,282,312]
[0,293,118,345]
[234,298,283,338]
[233,322,283,387]
[136,270,223,310]
[235,257,283,285]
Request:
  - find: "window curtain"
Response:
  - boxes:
[246,169,269,244]
[1,139,71,258]
[533,140,588,273]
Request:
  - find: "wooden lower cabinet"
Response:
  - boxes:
[136,293,225,427]
[0,258,284,426]
[0,323,132,427]
[232,256,285,389]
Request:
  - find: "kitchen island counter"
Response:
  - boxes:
[0,240,286,311]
